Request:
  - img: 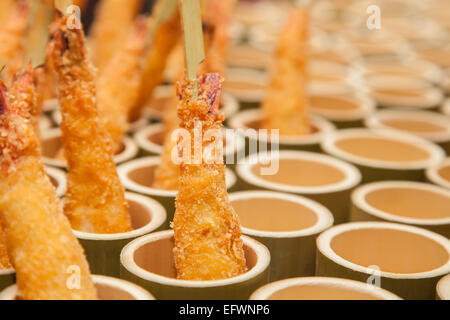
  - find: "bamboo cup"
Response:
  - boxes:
[45,166,66,197]
[366,75,444,111]
[39,115,52,132]
[73,192,166,277]
[117,157,237,222]
[436,274,450,300]
[250,276,401,300]
[316,222,450,300]
[223,68,268,110]
[229,191,334,281]
[442,98,450,117]
[42,98,59,114]
[0,275,155,300]
[309,92,376,129]
[120,230,270,300]
[228,109,336,153]
[227,44,273,70]
[41,128,138,169]
[0,269,15,292]
[236,150,361,224]
[321,128,445,183]
[351,181,450,238]
[365,110,450,155]
[133,124,245,167]
[426,158,450,190]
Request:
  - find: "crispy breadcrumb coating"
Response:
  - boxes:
[130,10,181,121]
[51,18,132,234]
[0,0,29,84]
[262,8,311,135]
[89,0,141,73]
[0,79,98,300]
[0,225,11,269]
[97,17,147,151]
[173,74,247,280]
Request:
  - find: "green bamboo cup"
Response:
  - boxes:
[436,274,450,300]
[0,275,155,300]
[365,110,450,155]
[229,191,334,281]
[223,68,267,110]
[321,128,446,183]
[309,92,375,129]
[41,128,139,169]
[117,157,238,222]
[236,150,361,224]
[351,181,450,238]
[0,269,15,292]
[316,222,450,300]
[228,109,336,154]
[426,158,450,190]
[73,192,166,277]
[45,166,66,197]
[250,276,401,300]
[120,230,270,300]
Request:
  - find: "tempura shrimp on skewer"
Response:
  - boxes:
[0,227,11,270]
[97,17,148,151]
[51,18,132,234]
[0,0,14,31]
[0,78,97,300]
[173,74,247,280]
[89,0,141,73]
[262,8,311,135]
[0,0,29,83]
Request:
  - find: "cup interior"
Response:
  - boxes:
[132,236,258,279]
[330,228,449,274]
[127,164,160,190]
[128,199,152,230]
[438,166,450,183]
[95,282,136,300]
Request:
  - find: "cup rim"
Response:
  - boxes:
[120,230,270,288]
[0,268,15,276]
[117,156,237,197]
[228,109,336,145]
[42,98,59,112]
[229,191,334,238]
[365,110,450,142]
[224,68,268,103]
[436,273,450,300]
[73,192,166,241]
[309,91,376,121]
[134,124,246,160]
[39,115,52,132]
[0,275,155,300]
[426,158,450,189]
[249,276,402,300]
[321,128,445,170]
[44,166,67,197]
[41,128,138,168]
[317,221,450,279]
[237,150,361,194]
[442,98,450,117]
[352,180,450,225]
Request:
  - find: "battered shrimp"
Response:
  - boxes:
[0,0,29,84]
[0,0,14,31]
[173,74,247,280]
[262,8,311,135]
[97,16,147,151]
[0,79,98,300]
[51,18,132,234]
[0,227,11,270]
[89,0,141,73]
[130,9,181,121]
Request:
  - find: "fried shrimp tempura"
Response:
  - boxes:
[130,10,181,121]
[89,0,141,73]
[0,226,11,270]
[97,17,147,151]
[262,8,311,135]
[173,74,247,280]
[51,18,132,234]
[0,79,98,300]
[0,0,29,83]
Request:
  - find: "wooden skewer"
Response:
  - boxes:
[179,0,205,98]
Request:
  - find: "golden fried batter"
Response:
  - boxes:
[97,16,147,151]
[173,74,247,280]
[51,18,132,234]
[262,8,311,135]
[0,78,98,300]
[0,225,11,270]
[89,0,141,73]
